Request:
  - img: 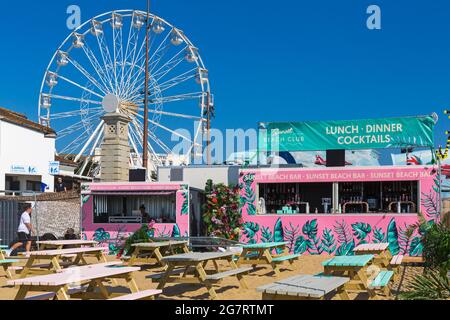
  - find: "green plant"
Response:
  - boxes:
[400,271,450,300]
[401,212,450,300]
[118,223,155,258]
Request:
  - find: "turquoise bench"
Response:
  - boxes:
[272,254,301,264]
[1,259,20,279]
[368,270,394,298]
[233,252,259,262]
[0,245,9,249]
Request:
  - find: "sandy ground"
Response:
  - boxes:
[0,255,420,300]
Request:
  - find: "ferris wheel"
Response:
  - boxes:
[39,10,212,177]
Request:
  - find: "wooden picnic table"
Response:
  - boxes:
[353,243,391,268]
[323,254,376,298]
[19,247,108,278]
[154,252,252,300]
[236,242,299,276]
[8,264,141,300]
[37,240,98,250]
[128,240,189,268]
[257,274,350,300]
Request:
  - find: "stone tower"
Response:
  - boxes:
[100,112,131,182]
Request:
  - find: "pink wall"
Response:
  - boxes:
[239,166,440,256]
[81,183,190,255]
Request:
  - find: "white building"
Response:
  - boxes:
[0,107,56,193]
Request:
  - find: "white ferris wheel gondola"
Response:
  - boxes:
[38,10,212,179]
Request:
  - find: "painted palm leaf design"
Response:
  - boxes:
[334,220,355,256]
[351,222,372,244]
[319,228,336,254]
[373,228,385,243]
[386,218,400,255]
[243,222,260,244]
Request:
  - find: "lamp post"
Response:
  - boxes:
[143,0,151,179]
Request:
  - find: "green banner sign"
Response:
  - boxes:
[259,115,435,152]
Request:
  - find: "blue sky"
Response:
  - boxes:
[1,0,450,155]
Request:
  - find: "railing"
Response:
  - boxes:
[0,190,42,249]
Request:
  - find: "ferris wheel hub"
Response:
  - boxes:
[102,94,119,113]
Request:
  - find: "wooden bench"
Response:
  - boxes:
[257,274,350,300]
[24,286,88,300]
[205,267,253,281]
[389,255,404,281]
[108,289,162,300]
[368,271,394,298]
[147,268,187,281]
[272,254,301,264]
[1,259,20,279]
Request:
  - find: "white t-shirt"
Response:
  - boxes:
[18,212,31,234]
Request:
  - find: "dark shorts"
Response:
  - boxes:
[17,232,31,242]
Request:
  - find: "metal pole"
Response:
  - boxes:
[143,0,151,177]
[438,158,443,222]
[34,191,40,250]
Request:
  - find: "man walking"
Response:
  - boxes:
[10,204,34,255]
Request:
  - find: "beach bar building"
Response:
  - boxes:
[239,115,440,256]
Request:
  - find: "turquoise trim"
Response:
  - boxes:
[243,242,289,249]
[370,271,394,288]
[322,254,374,267]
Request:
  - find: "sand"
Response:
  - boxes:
[0,255,419,300]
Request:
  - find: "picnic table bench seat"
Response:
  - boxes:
[108,289,162,300]
[205,267,253,281]
[368,271,394,298]
[1,259,20,279]
[24,286,88,301]
[147,268,187,281]
[271,254,301,263]
[257,275,350,300]
[390,255,404,265]
[0,259,19,265]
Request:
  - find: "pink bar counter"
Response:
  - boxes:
[239,166,440,256]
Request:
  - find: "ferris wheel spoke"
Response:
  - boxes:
[50,107,102,120]
[67,56,109,95]
[121,22,156,98]
[80,42,115,93]
[133,117,172,155]
[93,27,116,94]
[49,94,102,106]
[78,130,104,175]
[120,13,149,96]
[130,120,162,168]
[134,92,204,105]
[151,46,188,82]
[135,113,198,146]
[128,130,143,167]
[59,129,90,154]
[136,108,203,121]
[112,20,124,96]
[148,30,172,68]
[124,31,171,98]
[56,111,103,139]
[152,67,198,94]
[74,120,105,162]
[57,74,104,99]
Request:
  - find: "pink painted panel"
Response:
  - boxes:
[239,166,440,256]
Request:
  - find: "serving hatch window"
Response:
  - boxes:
[93,192,177,224]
